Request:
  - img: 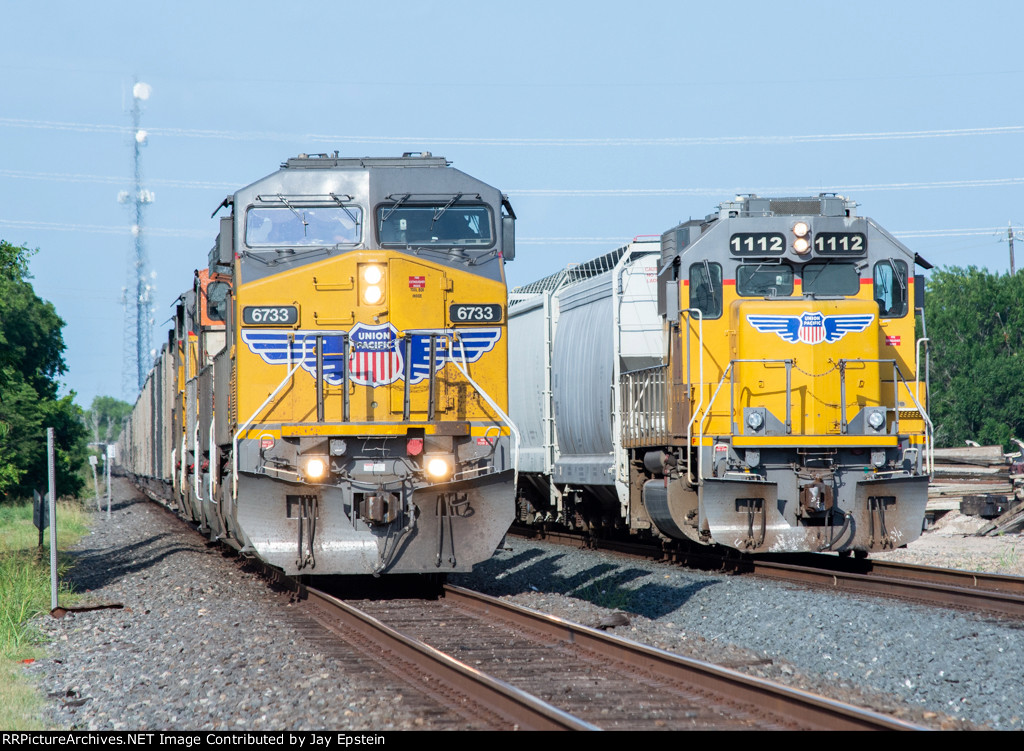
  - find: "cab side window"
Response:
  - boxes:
[689,262,723,319]
[873,260,908,318]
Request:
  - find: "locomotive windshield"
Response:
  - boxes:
[737,264,794,297]
[377,203,493,248]
[800,261,859,296]
[246,206,362,247]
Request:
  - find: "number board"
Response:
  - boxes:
[449,304,503,324]
[813,232,866,255]
[729,233,786,255]
[242,305,299,325]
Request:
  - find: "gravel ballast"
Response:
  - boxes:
[25,480,1024,730]
[25,481,444,731]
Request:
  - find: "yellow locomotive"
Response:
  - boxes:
[512,195,932,555]
[121,153,518,576]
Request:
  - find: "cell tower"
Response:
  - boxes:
[119,80,156,397]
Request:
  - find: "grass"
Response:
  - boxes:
[572,580,636,612]
[997,544,1019,571]
[0,498,91,729]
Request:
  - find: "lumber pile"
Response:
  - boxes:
[927,445,1018,513]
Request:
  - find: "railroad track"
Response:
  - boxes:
[752,554,1024,619]
[295,581,924,731]
[511,526,1024,619]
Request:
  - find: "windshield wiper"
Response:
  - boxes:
[430,193,463,230]
[702,259,719,311]
[886,258,907,294]
[381,194,411,223]
[328,193,361,228]
[276,195,308,237]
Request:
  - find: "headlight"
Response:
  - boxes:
[792,221,810,237]
[793,237,811,254]
[868,411,886,430]
[304,457,327,480]
[360,264,386,305]
[424,454,454,481]
[747,411,764,430]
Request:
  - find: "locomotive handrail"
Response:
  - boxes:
[193,421,202,502]
[915,337,929,399]
[451,335,521,481]
[901,371,934,475]
[915,336,933,475]
[695,361,735,484]
[232,335,316,501]
[836,357,933,475]
[620,364,669,446]
[726,359,793,436]
[695,358,793,483]
[693,356,933,481]
[683,308,704,486]
[209,417,217,500]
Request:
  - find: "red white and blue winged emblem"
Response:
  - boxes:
[746,312,874,345]
[241,324,502,386]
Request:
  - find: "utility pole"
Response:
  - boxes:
[1009,222,1016,275]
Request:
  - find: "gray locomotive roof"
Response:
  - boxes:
[718,194,857,218]
[282,152,451,170]
[232,152,503,207]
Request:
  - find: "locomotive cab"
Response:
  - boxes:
[629,195,932,554]
[214,154,518,576]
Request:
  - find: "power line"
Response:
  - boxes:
[510,178,1024,196]
[5,168,1024,199]
[2,117,1023,147]
[0,169,236,191]
[0,218,1014,244]
[0,219,208,238]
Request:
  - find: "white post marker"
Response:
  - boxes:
[106,445,116,520]
[89,454,100,511]
[46,427,58,612]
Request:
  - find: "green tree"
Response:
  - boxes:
[84,395,132,446]
[925,266,1024,448]
[0,240,87,499]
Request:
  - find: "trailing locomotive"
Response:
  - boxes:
[511,195,933,555]
[118,153,518,576]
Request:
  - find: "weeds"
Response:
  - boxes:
[572,581,635,612]
[0,500,88,658]
[997,545,1019,570]
[0,498,91,729]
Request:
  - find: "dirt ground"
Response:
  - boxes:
[869,510,1024,576]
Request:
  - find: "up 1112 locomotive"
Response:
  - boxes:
[118,153,518,576]
[511,194,933,555]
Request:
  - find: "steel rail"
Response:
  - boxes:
[442,584,927,731]
[511,526,1024,618]
[749,556,1024,618]
[301,584,599,731]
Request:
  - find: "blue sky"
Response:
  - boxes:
[3,1,1023,407]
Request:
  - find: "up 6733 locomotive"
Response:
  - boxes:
[118,153,518,576]
[511,194,933,555]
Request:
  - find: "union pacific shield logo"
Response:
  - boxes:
[747,312,874,345]
[798,312,825,344]
[348,323,401,386]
